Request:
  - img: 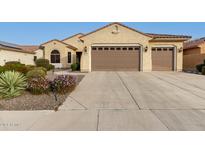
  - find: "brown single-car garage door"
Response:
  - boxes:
[91,46,140,71]
[152,47,174,71]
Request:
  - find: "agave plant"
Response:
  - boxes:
[0,71,27,99]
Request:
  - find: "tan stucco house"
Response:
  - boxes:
[183,37,205,70]
[0,41,42,66]
[40,22,191,72]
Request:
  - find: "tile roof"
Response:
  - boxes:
[0,40,20,49]
[0,41,36,54]
[78,22,191,40]
[18,45,39,53]
[183,37,205,50]
[146,33,192,39]
[62,33,84,41]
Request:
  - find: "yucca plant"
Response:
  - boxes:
[0,71,27,99]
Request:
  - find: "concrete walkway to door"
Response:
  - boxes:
[1,71,205,131]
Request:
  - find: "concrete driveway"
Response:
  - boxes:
[1,71,205,130]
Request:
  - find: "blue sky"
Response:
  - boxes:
[0,22,205,45]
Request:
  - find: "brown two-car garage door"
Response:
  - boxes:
[152,47,174,71]
[91,46,140,71]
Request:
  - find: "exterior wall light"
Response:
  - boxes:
[84,46,87,53]
[144,46,148,52]
[178,47,183,52]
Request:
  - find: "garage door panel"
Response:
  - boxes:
[91,47,140,71]
[152,48,174,71]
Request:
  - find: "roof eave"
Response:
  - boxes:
[0,46,35,54]
[40,39,77,50]
[149,38,191,42]
[79,22,153,39]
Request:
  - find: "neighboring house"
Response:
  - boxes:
[40,22,191,72]
[183,37,205,70]
[0,40,42,66]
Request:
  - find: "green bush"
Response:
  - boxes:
[26,69,46,79]
[35,67,47,73]
[0,71,27,99]
[0,66,6,73]
[27,77,50,95]
[48,64,55,71]
[35,58,50,70]
[202,66,205,75]
[4,62,30,74]
[26,65,36,71]
[196,64,205,72]
[71,63,79,71]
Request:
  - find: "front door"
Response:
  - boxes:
[76,52,82,70]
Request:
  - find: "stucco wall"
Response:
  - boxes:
[42,40,76,68]
[63,34,84,51]
[184,48,200,55]
[80,23,152,72]
[199,43,205,54]
[183,54,205,70]
[0,49,35,66]
[34,49,44,59]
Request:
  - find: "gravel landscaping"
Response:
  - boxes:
[0,75,85,111]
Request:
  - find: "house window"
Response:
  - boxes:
[168,48,174,51]
[68,52,71,63]
[104,47,109,50]
[92,47,97,50]
[116,47,121,50]
[128,47,133,50]
[157,48,162,51]
[152,48,156,51]
[110,47,115,50]
[34,56,37,61]
[98,47,103,50]
[50,50,60,63]
[123,47,127,50]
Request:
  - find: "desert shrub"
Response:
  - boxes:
[4,63,29,74]
[48,64,55,71]
[0,66,6,73]
[35,58,50,70]
[71,63,79,71]
[5,61,21,65]
[27,77,50,95]
[196,64,205,72]
[26,65,36,71]
[49,75,77,94]
[35,67,47,73]
[0,71,27,99]
[202,66,205,75]
[26,69,46,79]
